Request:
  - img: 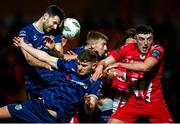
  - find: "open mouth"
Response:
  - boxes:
[142,46,148,53]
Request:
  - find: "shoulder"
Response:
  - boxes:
[121,42,136,50]
[151,44,164,51]
[20,23,34,31]
[18,24,34,36]
[58,58,77,70]
[72,46,85,54]
[148,44,164,59]
[150,44,164,55]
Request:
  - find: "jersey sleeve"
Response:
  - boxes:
[111,43,133,61]
[72,46,85,55]
[18,25,32,44]
[147,45,164,61]
[87,79,103,99]
[54,35,62,43]
[57,58,77,71]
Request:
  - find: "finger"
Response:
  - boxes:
[69,51,77,55]
[43,35,50,39]
[13,42,19,47]
[13,38,19,44]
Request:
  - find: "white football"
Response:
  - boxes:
[62,18,81,39]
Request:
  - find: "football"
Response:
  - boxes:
[62,18,81,39]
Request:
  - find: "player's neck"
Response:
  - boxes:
[34,19,44,33]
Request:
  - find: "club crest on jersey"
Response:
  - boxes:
[19,31,26,37]
[33,35,38,41]
[152,50,160,59]
[15,104,23,110]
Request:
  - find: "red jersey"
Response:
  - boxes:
[111,43,165,103]
[110,43,172,123]
[137,44,165,103]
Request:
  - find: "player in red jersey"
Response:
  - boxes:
[105,28,137,113]
[92,25,173,123]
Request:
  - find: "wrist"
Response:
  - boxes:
[98,63,104,70]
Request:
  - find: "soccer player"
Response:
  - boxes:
[92,25,173,123]
[0,39,102,123]
[64,31,108,60]
[64,31,113,123]
[15,5,66,99]
[105,27,137,113]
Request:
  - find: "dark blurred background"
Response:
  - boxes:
[0,0,179,122]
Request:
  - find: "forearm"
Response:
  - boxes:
[64,54,77,60]
[21,43,49,62]
[21,48,51,69]
[119,62,149,72]
[97,60,108,70]
[21,43,58,69]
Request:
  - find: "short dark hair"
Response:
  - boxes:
[125,28,136,38]
[77,49,98,63]
[135,25,153,35]
[45,5,65,21]
[86,31,108,44]
[122,28,136,42]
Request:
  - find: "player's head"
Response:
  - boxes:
[77,49,98,75]
[123,28,136,44]
[135,25,154,54]
[42,5,65,33]
[86,31,108,57]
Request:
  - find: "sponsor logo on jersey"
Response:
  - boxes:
[66,75,88,89]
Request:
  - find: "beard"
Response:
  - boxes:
[42,22,49,33]
[42,20,54,34]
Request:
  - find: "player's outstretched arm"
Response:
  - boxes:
[0,106,12,120]
[13,37,59,69]
[118,57,159,72]
[92,55,116,81]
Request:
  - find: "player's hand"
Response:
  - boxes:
[84,93,91,106]
[66,50,77,55]
[13,37,24,47]
[107,68,124,77]
[84,93,96,113]
[92,64,104,81]
[61,37,68,46]
[105,62,121,72]
[44,36,55,50]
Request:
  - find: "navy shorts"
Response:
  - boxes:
[8,99,57,123]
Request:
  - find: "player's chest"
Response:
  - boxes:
[123,51,146,63]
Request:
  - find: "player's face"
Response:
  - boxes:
[89,38,107,57]
[43,15,61,33]
[136,33,154,54]
[77,60,96,75]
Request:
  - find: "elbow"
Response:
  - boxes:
[26,59,32,65]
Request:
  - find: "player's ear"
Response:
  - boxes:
[43,13,49,21]
[92,62,97,70]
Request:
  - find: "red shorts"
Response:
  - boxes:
[111,94,173,123]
